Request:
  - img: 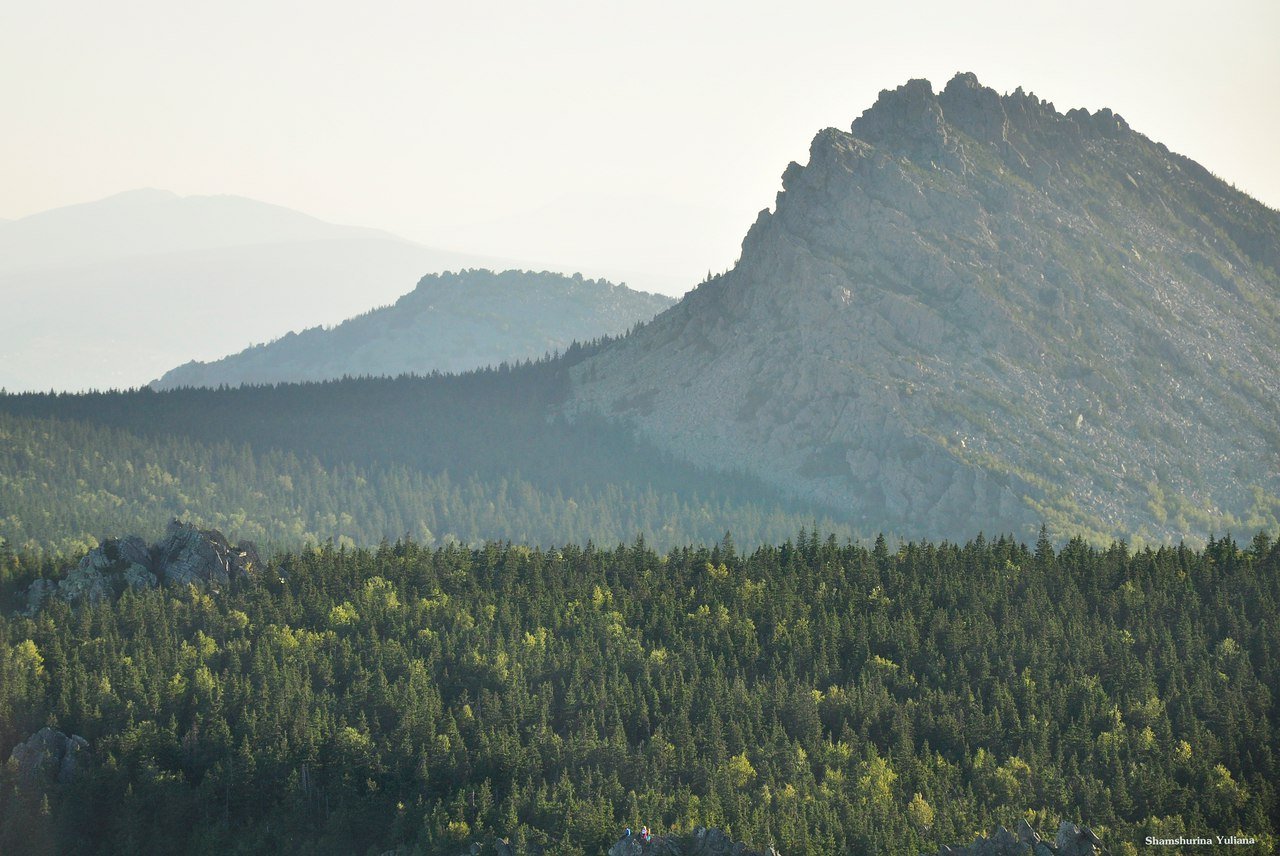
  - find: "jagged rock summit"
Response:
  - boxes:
[152,269,673,389]
[570,73,1280,542]
[608,826,780,856]
[21,520,260,613]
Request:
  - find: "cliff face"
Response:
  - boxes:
[152,269,673,389]
[569,73,1280,541]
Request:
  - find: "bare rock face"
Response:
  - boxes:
[156,520,259,588]
[569,72,1280,542]
[20,520,260,613]
[608,827,780,856]
[8,727,92,787]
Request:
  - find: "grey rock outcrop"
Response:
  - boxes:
[569,72,1280,543]
[20,520,260,613]
[1054,822,1102,856]
[928,820,1097,856]
[27,533,157,611]
[156,520,259,589]
[608,826,780,856]
[8,727,92,787]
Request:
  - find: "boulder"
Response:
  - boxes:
[112,534,152,568]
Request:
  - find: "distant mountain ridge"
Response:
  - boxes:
[569,72,1280,542]
[0,188,402,273]
[0,190,515,392]
[152,269,673,388]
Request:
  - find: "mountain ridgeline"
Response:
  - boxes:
[0,189,510,392]
[569,72,1280,543]
[2,74,1278,554]
[152,270,673,389]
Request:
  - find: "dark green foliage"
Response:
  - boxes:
[1,533,1276,854]
[0,356,859,559]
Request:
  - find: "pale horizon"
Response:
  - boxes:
[4,0,1278,297]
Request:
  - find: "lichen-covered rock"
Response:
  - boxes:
[58,559,113,605]
[157,520,233,587]
[112,534,152,569]
[8,727,92,787]
[122,563,157,591]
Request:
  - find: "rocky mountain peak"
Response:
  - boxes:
[569,74,1280,542]
[852,78,949,152]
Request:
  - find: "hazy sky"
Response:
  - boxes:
[4,0,1278,295]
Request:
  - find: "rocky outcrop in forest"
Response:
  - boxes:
[930,820,1102,856]
[8,727,92,788]
[569,72,1280,542]
[607,827,780,856]
[21,519,259,613]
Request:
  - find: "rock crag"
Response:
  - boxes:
[21,519,260,613]
[8,727,92,788]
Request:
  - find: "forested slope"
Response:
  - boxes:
[0,353,857,557]
[0,410,851,559]
[153,270,673,389]
[2,533,1276,854]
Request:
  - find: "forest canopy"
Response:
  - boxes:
[2,531,1276,854]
